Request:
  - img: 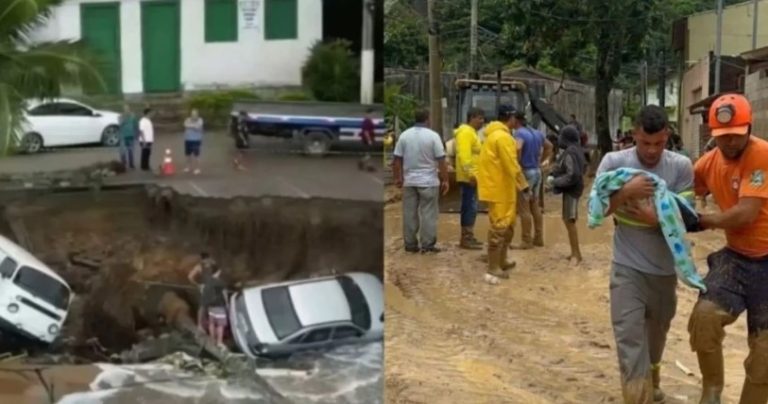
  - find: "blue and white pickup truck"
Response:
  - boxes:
[230,100,385,156]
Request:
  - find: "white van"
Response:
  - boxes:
[0,235,72,344]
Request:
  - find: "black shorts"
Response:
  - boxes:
[184,141,201,157]
[700,248,768,335]
[562,195,579,221]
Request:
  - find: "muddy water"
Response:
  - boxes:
[385,189,748,403]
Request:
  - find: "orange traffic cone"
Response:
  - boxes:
[161,148,175,176]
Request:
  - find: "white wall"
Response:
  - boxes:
[28,0,323,93]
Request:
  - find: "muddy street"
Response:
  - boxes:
[0,185,383,403]
[384,188,748,404]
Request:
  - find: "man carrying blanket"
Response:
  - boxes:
[689,93,768,404]
[592,105,694,403]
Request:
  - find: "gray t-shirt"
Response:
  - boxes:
[597,148,693,276]
[394,125,446,187]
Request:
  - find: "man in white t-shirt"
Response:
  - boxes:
[139,108,154,171]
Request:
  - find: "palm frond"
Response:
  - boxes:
[0,0,64,42]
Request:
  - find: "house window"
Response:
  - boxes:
[205,0,238,42]
[265,0,297,40]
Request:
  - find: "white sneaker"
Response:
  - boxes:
[183,167,190,173]
[193,169,201,175]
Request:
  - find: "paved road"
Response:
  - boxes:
[0,132,384,202]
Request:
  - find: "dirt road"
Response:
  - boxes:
[384,189,748,403]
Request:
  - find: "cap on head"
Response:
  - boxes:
[708,94,751,137]
[497,104,516,120]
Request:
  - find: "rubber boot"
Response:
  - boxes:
[697,350,724,404]
[460,227,483,250]
[739,379,768,404]
[622,373,654,404]
[500,228,516,271]
[532,201,544,247]
[486,229,509,279]
[652,364,666,403]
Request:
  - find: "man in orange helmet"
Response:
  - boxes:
[689,93,768,403]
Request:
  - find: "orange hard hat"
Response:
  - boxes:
[708,93,752,137]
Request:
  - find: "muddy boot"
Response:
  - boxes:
[532,202,544,247]
[652,364,666,403]
[460,227,483,250]
[500,228,516,271]
[697,351,724,404]
[622,374,654,404]
[486,230,509,279]
[739,379,768,404]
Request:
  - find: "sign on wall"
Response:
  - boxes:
[239,0,260,30]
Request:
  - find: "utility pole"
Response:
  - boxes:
[427,0,443,136]
[715,0,723,94]
[753,0,759,50]
[360,0,375,104]
[640,61,648,106]
[658,50,666,109]
[469,0,478,76]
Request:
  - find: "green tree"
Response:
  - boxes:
[302,40,359,102]
[384,0,428,69]
[0,0,104,155]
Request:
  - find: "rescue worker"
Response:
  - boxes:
[595,105,694,403]
[511,112,553,248]
[476,104,529,282]
[454,107,485,250]
[689,93,768,404]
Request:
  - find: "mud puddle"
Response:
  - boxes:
[0,186,383,403]
[385,187,746,403]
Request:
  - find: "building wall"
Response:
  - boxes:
[687,0,768,62]
[680,57,710,158]
[29,0,322,93]
[744,69,768,139]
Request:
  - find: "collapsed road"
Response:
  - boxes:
[0,183,383,403]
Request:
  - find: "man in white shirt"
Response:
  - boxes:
[139,108,154,171]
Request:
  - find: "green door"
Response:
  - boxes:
[80,3,122,95]
[141,1,180,93]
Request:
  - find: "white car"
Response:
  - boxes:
[229,272,384,358]
[19,98,121,154]
[0,234,72,344]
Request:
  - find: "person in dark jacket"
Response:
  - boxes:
[546,125,587,264]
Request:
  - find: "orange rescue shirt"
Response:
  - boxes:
[694,137,768,257]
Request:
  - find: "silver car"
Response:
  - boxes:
[229,272,383,358]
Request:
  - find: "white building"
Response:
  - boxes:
[30,0,322,95]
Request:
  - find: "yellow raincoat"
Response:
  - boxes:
[454,123,481,183]
[477,121,528,229]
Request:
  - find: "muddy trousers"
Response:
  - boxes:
[517,169,543,246]
[402,186,439,250]
[486,202,515,274]
[610,263,677,403]
[688,248,768,404]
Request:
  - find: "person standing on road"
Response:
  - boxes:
[511,112,553,248]
[476,104,529,282]
[545,125,586,264]
[139,108,155,171]
[688,94,768,404]
[392,109,450,254]
[187,252,220,333]
[183,109,204,175]
[233,111,249,171]
[595,105,694,403]
[358,108,376,172]
[118,104,139,170]
[454,107,485,250]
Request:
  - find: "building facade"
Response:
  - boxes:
[30,0,322,94]
[684,0,768,64]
